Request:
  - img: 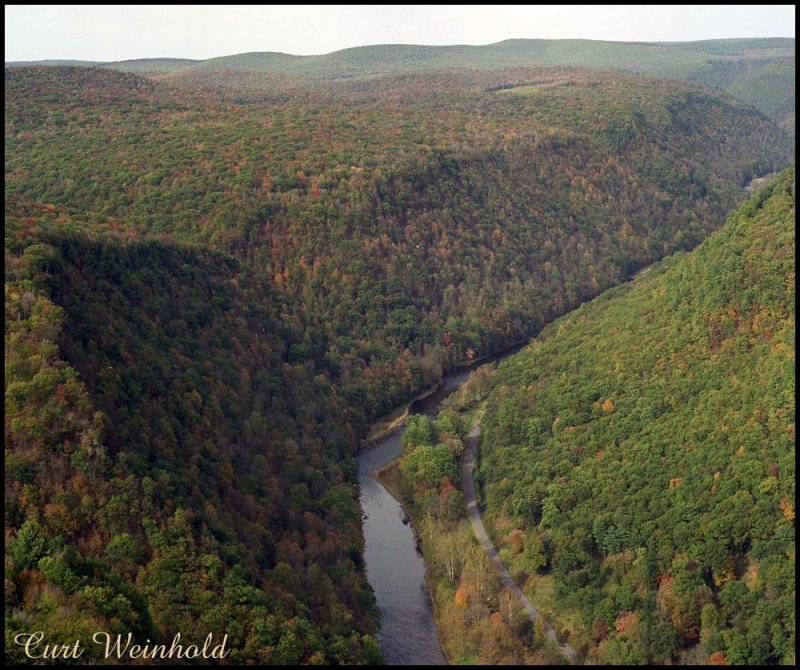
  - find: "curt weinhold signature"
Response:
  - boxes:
[13,631,230,660]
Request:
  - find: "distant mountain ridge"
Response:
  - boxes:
[7,37,794,73]
[6,57,199,75]
[7,37,794,130]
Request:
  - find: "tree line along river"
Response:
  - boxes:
[358,342,527,664]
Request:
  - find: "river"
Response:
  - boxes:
[357,342,527,665]
[358,221,744,662]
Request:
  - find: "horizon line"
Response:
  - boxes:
[5,34,796,65]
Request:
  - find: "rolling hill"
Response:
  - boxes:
[7,38,795,126]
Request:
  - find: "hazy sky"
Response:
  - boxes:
[5,4,796,62]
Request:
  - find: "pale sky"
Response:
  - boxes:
[5,4,796,63]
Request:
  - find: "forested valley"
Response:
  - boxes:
[436,168,794,664]
[4,48,794,665]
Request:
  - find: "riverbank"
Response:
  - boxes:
[374,459,454,664]
[364,381,442,445]
[745,170,782,193]
[374,413,567,665]
[364,338,530,446]
[357,337,557,664]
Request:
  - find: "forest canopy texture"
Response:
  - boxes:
[475,169,795,664]
[4,46,795,665]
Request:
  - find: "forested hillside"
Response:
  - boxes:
[474,169,795,664]
[5,65,792,423]
[4,59,793,664]
[8,38,795,127]
[5,204,381,663]
[723,58,795,134]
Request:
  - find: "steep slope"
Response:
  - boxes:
[474,169,795,664]
[725,58,795,133]
[5,205,381,664]
[4,59,794,665]
[4,66,792,424]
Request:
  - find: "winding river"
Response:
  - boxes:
[358,343,527,664]
[357,180,763,663]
